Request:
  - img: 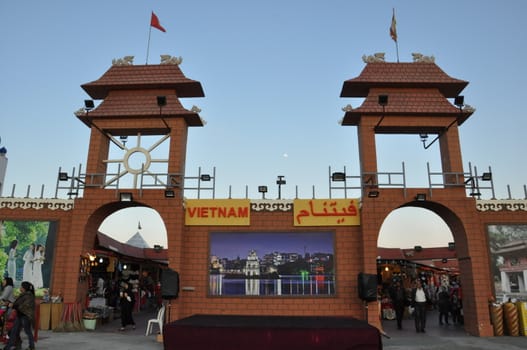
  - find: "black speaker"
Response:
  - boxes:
[161,269,180,299]
[357,272,377,302]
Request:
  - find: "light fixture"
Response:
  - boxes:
[481,172,492,181]
[123,264,128,270]
[454,95,464,108]
[154,244,163,252]
[258,185,268,199]
[414,245,422,252]
[442,258,448,264]
[276,175,286,199]
[164,189,175,198]
[119,192,133,202]
[378,95,388,106]
[384,266,389,272]
[157,96,167,107]
[368,190,380,198]
[470,190,482,197]
[99,257,104,263]
[419,133,428,142]
[448,242,455,250]
[58,172,69,181]
[331,172,346,182]
[415,193,427,201]
[84,100,95,110]
[200,174,211,181]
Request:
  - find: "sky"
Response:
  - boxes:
[1,1,525,249]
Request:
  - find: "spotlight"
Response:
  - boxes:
[415,193,427,201]
[200,174,211,181]
[414,245,423,252]
[448,242,455,250]
[119,192,133,202]
[481,172,492,181]
[84,100,95,110]
[454,96,464,107]
[164,190,175,198]
[58,172,69,181]
[368,190,380,198]
[157,96,167,107]
[331,172,346,182]
[378,95,388,106]
[258,186,268,193]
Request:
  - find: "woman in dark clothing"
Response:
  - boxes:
[437,286,451,325]
[389,280,407,330]
[5,281,35,350]
[119,281,136,331]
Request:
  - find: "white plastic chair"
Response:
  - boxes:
[145,304,165,336]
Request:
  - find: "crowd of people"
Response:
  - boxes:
[91,270,159,332]
[384,276,463,333]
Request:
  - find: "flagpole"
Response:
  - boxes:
[395,39,400,63]
[146,25,152,65]
[392,7,399,63]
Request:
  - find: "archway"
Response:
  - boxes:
[80,204,169,314]
[376,204,466,334]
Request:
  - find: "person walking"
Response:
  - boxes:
[5,281,36,350]
[119,281,136,331]
[411,279,429,333]
[389,279,407,330]
[437,285,451,325]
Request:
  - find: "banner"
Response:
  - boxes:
[185,199,250,226]
[293,199,360,226]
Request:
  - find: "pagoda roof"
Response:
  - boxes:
[341,88,473,128]
[340,62,468,98]
[82,64,205,99]
[76,91,204,127]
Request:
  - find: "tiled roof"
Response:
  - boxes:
[378,246,457,260]
[82,64,205,99]
[341,62,468,98]
[342,88,473,127]
[96,231,167,261]
[77,92,204,126]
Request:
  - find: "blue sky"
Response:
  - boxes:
[1,1,525,247]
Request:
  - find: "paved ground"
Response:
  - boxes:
[17,309,527,349]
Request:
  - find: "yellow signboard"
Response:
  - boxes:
[185,199,250,226]
[293,199,360,226]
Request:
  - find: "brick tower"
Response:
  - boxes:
[339,57,494,336]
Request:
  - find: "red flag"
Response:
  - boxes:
[390,9,397,42]
[150,11,166,32]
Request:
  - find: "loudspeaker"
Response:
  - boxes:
[357,272,377,302]
[161,269,180,299]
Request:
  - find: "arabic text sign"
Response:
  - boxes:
[293,199,360,226]
[185,199,250,226]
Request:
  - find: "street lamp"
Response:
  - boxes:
[276,176,286,199]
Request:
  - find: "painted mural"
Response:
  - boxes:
[0,220,56,290]
[487,224,527,301]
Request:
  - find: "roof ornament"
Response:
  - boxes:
[160,54,183,65]
[341,104,353,112]
[362,52,385,63]
[412,52,435,63]
[111,56,134,66]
